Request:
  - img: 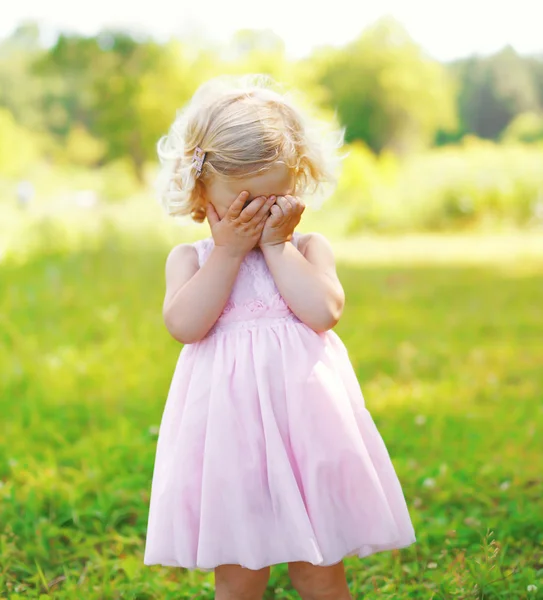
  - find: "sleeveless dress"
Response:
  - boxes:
[143,232,416,571]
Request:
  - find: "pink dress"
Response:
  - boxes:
[143,232,416,571]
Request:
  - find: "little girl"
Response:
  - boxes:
[143,75,416,600]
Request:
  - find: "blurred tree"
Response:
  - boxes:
[317,17,457,154]
[0,21,41,52]
[33,31,208,183]
[64,123,107,167]
[451,46,540,139]
[31,33,99,138]
[0,107,40,176]
[90,31,166,183]
[223,29,322,115]
[501,111,543,144]
[129,39,215,179]
[0,21,50,131]
[526,55,543,109]
[5,16,542,183]
[223,28,332,117]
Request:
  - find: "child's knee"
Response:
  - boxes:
[288,561,352,600]
[215,564,270,600]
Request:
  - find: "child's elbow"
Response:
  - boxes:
[311,302,344,333]
[324,290,345,330]
[163,310,205,345]
[317,313,341,332]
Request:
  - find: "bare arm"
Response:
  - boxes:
[261,232,345,332]
[162,244,244,344]
[163,191,276,344]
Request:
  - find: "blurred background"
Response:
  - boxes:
[1,1,542,598]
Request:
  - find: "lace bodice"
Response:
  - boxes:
[193,233,302,335]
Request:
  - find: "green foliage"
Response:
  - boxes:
[31,32,207,184]
[0,108,41,177]
[318,17,457,154]
[2,18,543,201]
[306,139,543,234]
[1,18,543,231]
[450,47,541,140]
[527,56,543,108]
[0,23,48,132]
[30,33,99,139]
[125,39,213,178]
[501,111,543,144]
[90,33,167,182]
[0,213,542,598]
[96,158,145,202]
[60,124,107,167]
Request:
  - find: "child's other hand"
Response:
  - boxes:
[206,191,276,259]
[259,195,305,248]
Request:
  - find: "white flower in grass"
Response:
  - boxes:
[414,415,426,426]
[423,478,436,488]
[499,481,510,491]
[427,562,438,569]
[527,585,538,592]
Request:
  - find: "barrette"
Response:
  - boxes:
[192,146,206,177]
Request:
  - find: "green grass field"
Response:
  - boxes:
[1,211,542,599]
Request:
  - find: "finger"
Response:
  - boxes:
[274,196,286,214]
[286,194,303,206]
[254,195,277,222]
[238,196,267,223]
[268,204,283,223]
[206,203,220,227]
[226,191,250,220]
[285,194,303,210]
[276,195,292,215]
[294,196,306,214]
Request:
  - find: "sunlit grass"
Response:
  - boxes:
[1,205,542,598]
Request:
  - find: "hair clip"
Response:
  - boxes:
[192,146,206,177]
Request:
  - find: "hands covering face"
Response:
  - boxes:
[207,192,305,257]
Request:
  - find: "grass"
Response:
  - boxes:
[0,207,542,599]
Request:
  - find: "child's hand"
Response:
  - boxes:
[206,191,276,259]
[259,195,305,248]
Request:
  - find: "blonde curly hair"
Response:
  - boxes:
[154,73,345,223]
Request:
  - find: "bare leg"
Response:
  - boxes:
[288,561,353,600]
[214,564,270,600]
